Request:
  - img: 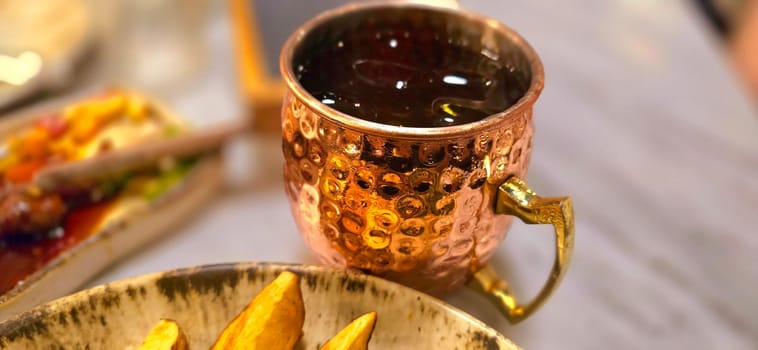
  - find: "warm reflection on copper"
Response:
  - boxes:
[281,84,535,295]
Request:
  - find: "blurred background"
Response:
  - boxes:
[2,0,756,118]
[1,1,756,349]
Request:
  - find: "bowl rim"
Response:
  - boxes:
[0,262,520,349]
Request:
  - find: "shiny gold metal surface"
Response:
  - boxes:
[279,2,574,323]
[469,177,574,323]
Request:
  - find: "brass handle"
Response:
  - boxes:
[468,176,575,324]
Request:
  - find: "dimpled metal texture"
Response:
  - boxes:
[280,3,542,296]
[282,92,534,296]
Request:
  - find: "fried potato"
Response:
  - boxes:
[138,319,188,350]
[320,312,377,350]
[211,271,305,350]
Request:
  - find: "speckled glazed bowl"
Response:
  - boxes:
[0,262,519,349]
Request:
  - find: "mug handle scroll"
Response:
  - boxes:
[467,176,575,324]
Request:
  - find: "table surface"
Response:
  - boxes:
[79,0,758,349]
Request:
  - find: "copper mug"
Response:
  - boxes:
[280,2,574,323]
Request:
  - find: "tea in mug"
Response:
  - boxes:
[295,26,529,127]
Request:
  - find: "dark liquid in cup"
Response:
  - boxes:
[296,27,528,127]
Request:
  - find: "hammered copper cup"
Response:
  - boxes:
[280,2,574,323]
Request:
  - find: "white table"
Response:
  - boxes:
[89,1,758,349]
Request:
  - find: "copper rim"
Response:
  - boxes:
[279,1,544,140]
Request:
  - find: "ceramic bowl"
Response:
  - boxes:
[0,262,520,349]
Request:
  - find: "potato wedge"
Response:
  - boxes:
[138,319,188,350]
[211,271,305,350]
[320,312,377,350]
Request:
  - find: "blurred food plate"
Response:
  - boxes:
[0,90,223,319]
